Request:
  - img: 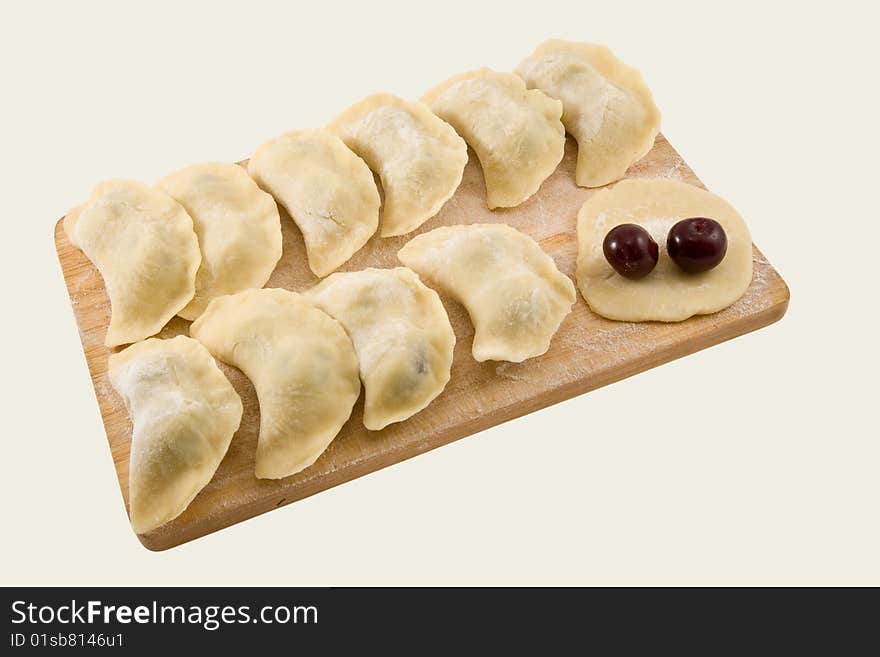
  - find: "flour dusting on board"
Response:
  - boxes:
[495,362,532,382]
[720,254,775,317]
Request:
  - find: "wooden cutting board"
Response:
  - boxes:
[55,134,790,551]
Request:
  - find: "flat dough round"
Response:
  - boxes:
[157,162,282,320]
[64,180,201,346]
[576,178,753,322]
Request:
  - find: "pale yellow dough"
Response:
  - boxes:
[329,94,468,237]
[247,130,380,278]
[64,180,200,346]
[190,289,360,479]
[108,336,243,534]
[422,69,565,209]
[307,267,455,430]
[399,224,575,363]
[516,39,661,188]
[157,162,282,320]
[576,179,753,322]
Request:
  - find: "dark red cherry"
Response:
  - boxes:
[666,217,727,273]
[602,224,659,280]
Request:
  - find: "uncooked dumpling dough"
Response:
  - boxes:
[157,162,282,320]
[577,179,753,322]
[398,224,575,362]
[247,129,380,278]
[190,288,360,479]
[516,39,661,188]
[307,267,455,430]
[108,335,242,534]
[422,69,565,209]
[64,180,200,346]
[329,94,468,237]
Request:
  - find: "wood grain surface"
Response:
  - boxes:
[55,134,790,550]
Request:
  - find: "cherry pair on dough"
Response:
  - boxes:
[603,217,728,280]
[578,179,753,323]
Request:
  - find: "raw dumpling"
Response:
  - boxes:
[247,129,380,278]
[398,224,575,362]
[307,267,455,430]
[157,162,282,320]
[516,39,661,188]
[64,180,200,346]
[576,179,753,322]
[329,94,468,237]
[108,335,242,534]
[422,69,565,209]
[190,288,360,479]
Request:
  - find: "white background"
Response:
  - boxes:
[1,0,877,585]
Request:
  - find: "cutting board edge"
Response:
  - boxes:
[54,160,791,552]
[136,288,788,551]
